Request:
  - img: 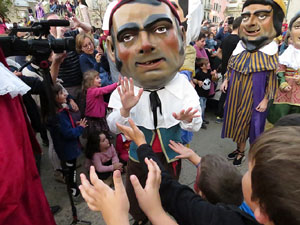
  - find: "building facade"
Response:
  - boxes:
[203,0,228,23]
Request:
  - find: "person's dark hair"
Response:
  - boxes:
[232,16,243,30]
[85,132,101,159]
[242,0,285,37]
[289,11,300,30]
[196,154,243,205]
[52,83,63,109]
[108,0,181,35]
[195,57,209,68]
[249,126,300,225]
[197,32,206,41]
[274,113,300,127]
[85,132,111,159]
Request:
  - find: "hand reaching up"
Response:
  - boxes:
[78,118,88,128]
[169,140,201,166]
[131,158,178,225]
[172,107,200,123]
[116,118,146,147]
[79,166,130,225]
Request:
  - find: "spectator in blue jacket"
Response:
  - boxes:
[47,84,87,197]
[76,32,112,87]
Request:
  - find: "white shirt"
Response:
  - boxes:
[279,44,300,70]
[232,40,278,56]
[107,73,202,133]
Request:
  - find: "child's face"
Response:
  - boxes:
[99,134,110,151]
[201,62,210,70]
[56,90,67,105]
[93,76,101,87]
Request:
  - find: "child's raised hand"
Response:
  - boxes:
[172,107,200,123]
[169,140,195,159]
[79,166,130,225]
[169,140,201,166]
[118,77,143,117]
[130,158,163,219]
[78,118,88,128]
[116,118,146,147]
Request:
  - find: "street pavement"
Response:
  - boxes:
[41,104,248,225]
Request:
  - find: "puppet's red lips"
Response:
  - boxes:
[136,58,165,68]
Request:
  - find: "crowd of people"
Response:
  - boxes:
[1,0,300,225]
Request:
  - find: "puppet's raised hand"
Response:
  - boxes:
[172,107,200,123]
[79,166,130,225]
[116,118,146,147]
[118,77,143,117]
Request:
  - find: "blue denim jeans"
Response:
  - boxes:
[199,97,207,120]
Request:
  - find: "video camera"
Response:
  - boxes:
[0,19,75,57]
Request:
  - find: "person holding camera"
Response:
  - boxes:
[46,13,92,103]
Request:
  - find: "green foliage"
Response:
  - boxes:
[0,0,13,19]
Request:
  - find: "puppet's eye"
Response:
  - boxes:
[155,26,167,34]
[294,25,300,29]
[258,14,267,20]
[242,15,249,22]
[123,34,134,42]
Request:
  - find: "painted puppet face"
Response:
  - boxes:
[240,4,276,52]
[107,2,185,89]
[290,17,300,49]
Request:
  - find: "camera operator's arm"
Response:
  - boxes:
[72,16,91,34]
[50,52,67,83]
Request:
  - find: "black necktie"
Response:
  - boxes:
[145,88,164,129]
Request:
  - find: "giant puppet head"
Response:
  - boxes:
[106,0,186,89]
[289,11,300,49]
[240,0,286,52]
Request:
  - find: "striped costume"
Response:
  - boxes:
[222,42,278,144]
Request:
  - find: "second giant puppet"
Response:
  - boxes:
[221,0,286,166]
[106,0,202,223]
[268,12,300,124]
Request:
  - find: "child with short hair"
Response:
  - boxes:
[85,132,123,186]
[81,69,118,137]
[169,141,243,206]
[47,84,87,197]
[193,58,216,129]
